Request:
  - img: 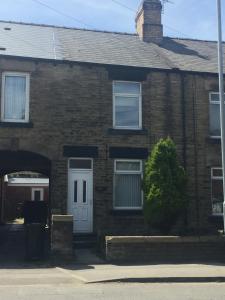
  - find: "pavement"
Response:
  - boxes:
[59,255,225,284]
[1,224,225,286]
[1,260,225,286]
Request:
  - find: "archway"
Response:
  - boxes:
[0,150,51,264]
[0,150,51,177]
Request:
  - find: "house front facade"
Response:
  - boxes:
[0,0,224,236]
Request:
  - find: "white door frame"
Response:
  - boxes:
[67,158,93,233]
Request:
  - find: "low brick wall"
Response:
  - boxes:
[51,215,74,260]
[105,236,225,263]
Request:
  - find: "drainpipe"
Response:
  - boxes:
[217,0,225,233]
[0,176,5,223]
[181,74,187,170]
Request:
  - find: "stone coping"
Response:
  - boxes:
[52,215,73,222]
[106,236,225,244]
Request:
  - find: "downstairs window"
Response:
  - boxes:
[114,160,143,209]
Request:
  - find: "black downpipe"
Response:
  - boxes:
[181,74,187,170]
[192,76,200,236]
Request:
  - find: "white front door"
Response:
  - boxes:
[68,170,93,233]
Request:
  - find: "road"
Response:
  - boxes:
[0,282,225,300]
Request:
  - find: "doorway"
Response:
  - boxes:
[68,159,93,233]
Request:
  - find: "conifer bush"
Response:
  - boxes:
[143,137,187,234]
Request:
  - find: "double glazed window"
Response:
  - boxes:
[1,72,30,122]
[113,81,142,129]
[211,168,223,215]
[209,92,225,138]
[114,160,143,209]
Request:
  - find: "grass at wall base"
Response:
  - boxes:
[143,137,187,235]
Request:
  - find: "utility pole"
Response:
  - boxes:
[217,0,225,232]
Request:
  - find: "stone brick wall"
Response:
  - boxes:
[0,56,223,235]
[51,215,73,259]
[106,236,225,263]
[135,0,163,44]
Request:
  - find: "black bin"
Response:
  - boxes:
[23,201,48,261]
[25,223,46,260]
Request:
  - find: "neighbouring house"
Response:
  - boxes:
[0,0,224,238]
[2,173,49,222]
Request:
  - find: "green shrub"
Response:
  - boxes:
[143,137,187,234]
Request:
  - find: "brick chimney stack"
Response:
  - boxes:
[136,0,163,44]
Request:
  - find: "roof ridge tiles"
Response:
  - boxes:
[0,19,137,36]
[0,20,224,44]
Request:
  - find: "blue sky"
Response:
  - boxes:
[0,0,225,41]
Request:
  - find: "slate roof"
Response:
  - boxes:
[0,20,225,74]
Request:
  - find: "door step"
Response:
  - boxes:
[73,233,97,249]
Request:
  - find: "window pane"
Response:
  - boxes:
[116,161,141,171]
[210,103,221,136]
[115,174,142,208]
[83,181,87,203]
[115,96,139,127]
[74,181,78,203]
[212,178,223,214]
[114,82,140,95]
[69,159,92,169]
[4,76,26,120]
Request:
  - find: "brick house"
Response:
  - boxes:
[0,0,224,236]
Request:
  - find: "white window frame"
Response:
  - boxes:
[1,72,30,123]
[113,159,143,210]
[31,188,44,201]
[113,81,142,130]
[211,167,223,216]
[209,92,225,139]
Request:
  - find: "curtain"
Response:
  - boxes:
[115,174,142,208]
[4,76,26,120]
[115,96,139,127]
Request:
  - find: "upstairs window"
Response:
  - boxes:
[113,81,142,130]
[1,72,30,122]
[114,160,143,209]
[211,168,223,215]
[209,92,225,138]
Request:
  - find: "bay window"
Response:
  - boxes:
[1,72,30,122]
[113,81,142,129]
[114,160,143,209]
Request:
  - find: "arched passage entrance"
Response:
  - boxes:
[0,150,51,177]
[0,150,51,264]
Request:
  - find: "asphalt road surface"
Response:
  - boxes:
[0,282,225,300]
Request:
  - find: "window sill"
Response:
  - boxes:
[110,209,143,216]
[108,128,148,136]
[0,121,33,128]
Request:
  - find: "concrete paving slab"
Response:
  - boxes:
[0,267,82,286]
